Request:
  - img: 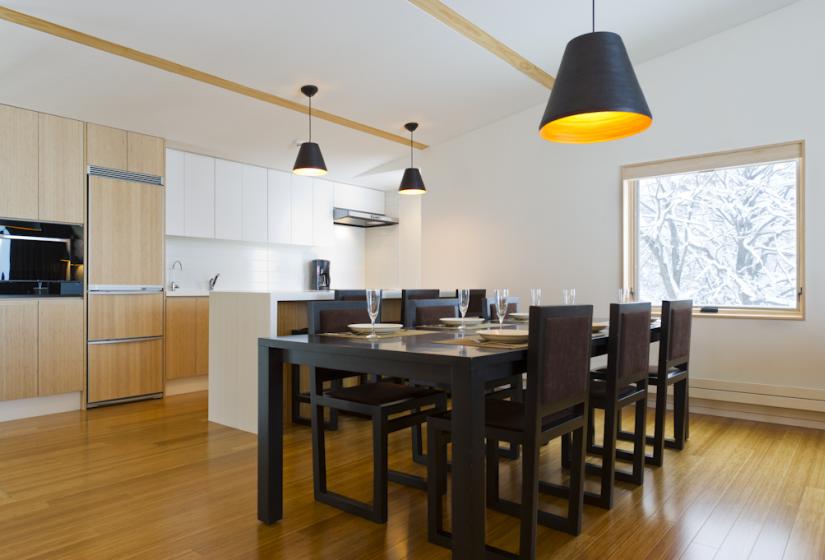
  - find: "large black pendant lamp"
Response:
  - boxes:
[398,122,426,195]
[293,85,328,176]
[539,0,651,143]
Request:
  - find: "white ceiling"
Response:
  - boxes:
[0,0,799,189]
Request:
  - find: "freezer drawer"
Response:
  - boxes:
[87,337,163,404]
[88,292,164,341]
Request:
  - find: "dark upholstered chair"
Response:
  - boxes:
[334,289,367,301]
[307,300,447,523]
[427,305,594,558]
[403,297,459,328]
[619,299,692,466]
[584,302,651,509]
[399,289,441,328]
[449,289,486,317]
[482,296,520,322]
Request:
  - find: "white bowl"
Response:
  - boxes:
[477,329,529,343]
[348,323,403,334]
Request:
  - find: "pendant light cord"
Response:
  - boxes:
[308,96,312,143]
[410,130,413,167]
[592,0,595,32]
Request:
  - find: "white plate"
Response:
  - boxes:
[477,329,529,343]
[509,312,529,321]
[348,323,403,334]
[439,317,485,326]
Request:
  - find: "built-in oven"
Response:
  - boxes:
[0,218,84,297]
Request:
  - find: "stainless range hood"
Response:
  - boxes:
[333,208,398,228]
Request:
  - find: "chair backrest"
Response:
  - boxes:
[450,289,487,317]
[607,302,652,388]
[526,305,594,418]
[307,300,377,335]
[404,298,459,328]
[334,289,366,301]
[658,299,692,371]
[482,296,520,321]
[400,289,441,325]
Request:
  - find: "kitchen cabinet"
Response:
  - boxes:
[0,105,38,220]
[333,182,385,215]
[88,293,164,340]
[312,179,335,246]
[184,152,215,238]
[267,169,292,244]
[38,299,84,396]
[127,131,164,176]
[88,176,165,286]
[0,300,38,401]
[242,164,268,242]
[165,149,185,236]
[88,338,163,403]
[87,123,128,170]
[290,175,314,245]
[165,296,208,379]
[38,113,85,224]
[214,159,244,240]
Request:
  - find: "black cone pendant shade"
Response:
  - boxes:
[293,85,328,176]
[398,122,426,195]
[539,29,651,143]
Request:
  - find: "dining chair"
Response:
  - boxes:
[451,288,486,317]
[403,297,459,328]
[427,305,594,558]
[482,296,521,322]
[399,289,441,328]
[617,299,692,466]
[334,289,367,300]
[583,302,651,509]
[307,300,448,523]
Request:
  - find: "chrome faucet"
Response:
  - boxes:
[208,273,220,291]
[169,260,183,292]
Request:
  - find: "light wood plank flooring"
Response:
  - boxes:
[1,392,824,559]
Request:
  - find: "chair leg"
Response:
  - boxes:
[631,395,647,485]
[671,378,687,450]
[486,438,500,507]
[586,404,596,453]
[310,395,327,498]
[561,432,572,469]
[427,421,449,545]
[585,402,616,509]
[373,413,389,523]
[650,383,667,467]
[327,379,341,431]
[567,426,585,535]
[290,364,305,426]
[518,435,540,560]
[411,409,426,465]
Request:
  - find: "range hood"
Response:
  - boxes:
[333,208,398,228]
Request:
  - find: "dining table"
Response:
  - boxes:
[257,321,661,559]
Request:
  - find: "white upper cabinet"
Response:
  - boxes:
[333,182,385,214]
[290,175,314,246]
[183,152,215,238]
[267,169,291,245]
[165,149,185,236]
[242,164,268,242]
[214,159,243,241]
[313,179,335,246]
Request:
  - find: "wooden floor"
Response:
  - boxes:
[1,392,825,559]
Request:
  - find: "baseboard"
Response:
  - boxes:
[165,376,209,396]
[0,392,82,423]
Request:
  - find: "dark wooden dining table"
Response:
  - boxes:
[258,323,660,559]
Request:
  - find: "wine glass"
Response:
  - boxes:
[366,289,381,338]
[495,288,509,329]
[458,289,470,332]
[530,288,542,306]
[563,288,576,305]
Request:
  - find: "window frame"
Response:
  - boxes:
[622,140,806,320]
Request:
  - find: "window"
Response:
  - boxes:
[622,141,805,319]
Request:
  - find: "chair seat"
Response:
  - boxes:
[648,365,685,382]
[325,382,440,406]
[434,399,577,433]
[589,379,638,400]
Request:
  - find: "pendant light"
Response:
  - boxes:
[539,0,651,143]
[398,122,426,195]
[293,85,328,176]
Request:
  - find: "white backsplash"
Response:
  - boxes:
[166,225,365,293]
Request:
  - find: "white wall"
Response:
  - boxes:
[365,192,423,288]
[420,0,825,393]
[166,225,365,292]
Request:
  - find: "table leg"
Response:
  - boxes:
[258,345,284,523]
[450,365,487,558]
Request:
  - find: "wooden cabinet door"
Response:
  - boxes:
[165,148,185,236]
[0,104,38,220]
[88,293,164,340]
[312,178,334,246]
[242,164,268,242]
[267,169,292,244]
[195,297,209,376]
[127,132,164,177]
[88,177,164,286]
[87,123,127,170]
[0,300,38,400]
[38,113,85,224]
[214,159,243,240]
[165,297,197,380]
[88,338,163,403]
[183,152,215,238]
[290,175,314,245]
[38,299,84,395]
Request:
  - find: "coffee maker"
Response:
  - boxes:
[310,259,330,291]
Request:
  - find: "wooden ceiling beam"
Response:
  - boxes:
[408,0,555,89]
[0,6,428,150]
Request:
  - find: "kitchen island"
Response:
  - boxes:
[208,290,452,433]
